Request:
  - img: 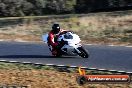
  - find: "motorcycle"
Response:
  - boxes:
[42,31,89,58]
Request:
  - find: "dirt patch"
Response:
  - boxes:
[81,38,131,46]
[0,33,131,46]
[0,69,131,88]
[0,33,41,42]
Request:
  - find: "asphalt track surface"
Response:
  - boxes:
[0,41,132,72]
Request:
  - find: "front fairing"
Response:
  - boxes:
[57,32,82,56]
[63,33,81,45]
[61,45,78,56]
[67,35,81,48]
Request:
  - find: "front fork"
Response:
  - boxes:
[75,48,81,54]
[74,44,82,54]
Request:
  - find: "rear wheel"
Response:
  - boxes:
[77,47,89,58]
[55,53,62,57]
[53,50,62,57]
[52,46,62,57]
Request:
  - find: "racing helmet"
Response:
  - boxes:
[52,23,60,34]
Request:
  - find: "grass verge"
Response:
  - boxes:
[0,10,132,45]
[0,62,131,88]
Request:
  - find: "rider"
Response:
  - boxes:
[48,23,68,56]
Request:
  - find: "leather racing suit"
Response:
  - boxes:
[48,29,67,56]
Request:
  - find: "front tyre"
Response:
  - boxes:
[77,47,89,58]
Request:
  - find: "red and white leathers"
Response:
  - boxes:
[48,29,68,56]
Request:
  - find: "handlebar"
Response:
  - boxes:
[59,31,73,35]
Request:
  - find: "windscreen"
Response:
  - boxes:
[64,33,73,39]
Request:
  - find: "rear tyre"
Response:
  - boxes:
[77,47,89,58]
[54,50,62,57]
[55,53,62,57]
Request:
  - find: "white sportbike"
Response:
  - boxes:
[42,31,89,58]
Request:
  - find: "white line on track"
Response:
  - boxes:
[89,68,97,70]
[35,63,43,65]
[117,71,126,73]
[0,60,7,62]
[46,64,55,66]
[70,66,77,68]
[57,65,65,66]
[81,67,88,69]
[9,61,18,63]
[125,46,132,47]
[126,72,132,74]
[109,70,117,72]
[22,62,32,64]
[98,69,107,71]
[86,43,132,48]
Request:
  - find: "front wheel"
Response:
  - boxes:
[77,47,89,58]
